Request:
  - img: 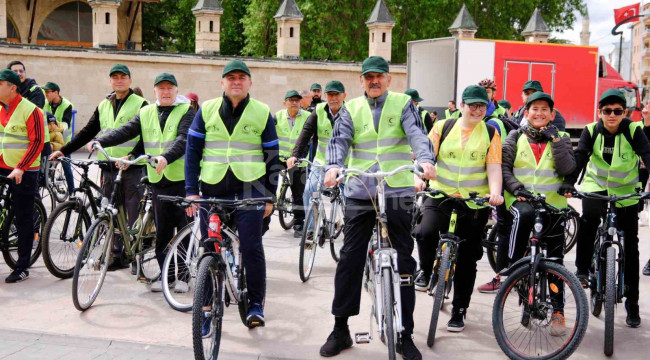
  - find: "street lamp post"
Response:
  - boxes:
[612,14,645,73]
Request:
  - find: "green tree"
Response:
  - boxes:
[142,0,195,53]
[221,0,250,55]
[241,0,283,57]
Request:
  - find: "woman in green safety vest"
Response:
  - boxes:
[502,92,576,336]
[563,88,650,329]
[93,73,194,293]
[275,90,309,237]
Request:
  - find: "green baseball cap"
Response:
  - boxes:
[0,69,21,87]
[284,90,302,100]
[361,56,389,75]
[526,92,554,109]
[222,60,251,78]
[462,85,489,104]
[324,80,345,93]
[405,88,423,102]
[154,73,178,87]
[497,99,511,109]
[599,88,627,107]
[109,64,131,77]
[310,83,322,91]
[522,80,543,92]
[43,82,60,92]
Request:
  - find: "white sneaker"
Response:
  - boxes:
[150,280,165,292]
[174,280,189,293]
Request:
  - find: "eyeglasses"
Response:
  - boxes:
[601,108,625,116]
[468,103,487,111]
[11,69,25,74]
[286,98,301,103]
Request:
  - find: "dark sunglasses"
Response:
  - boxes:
[601,108,625,116]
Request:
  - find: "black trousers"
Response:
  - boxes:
[495,203,513,273]
[576,194,640,303]
[101,166,145,227]
[281,162,305,226]
[416,196,490,309]
[151,181,190,273]
[0,168,39,272]
[332,197,417,334]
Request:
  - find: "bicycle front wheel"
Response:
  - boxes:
[492,261,588,360]
[299,202,319,282]
[42,200,90,279]
[381,267,397,360]
[49,161,69,203]
[277,184,295,230]
[1,199,46,269]
[192,256,224,360]
[329,196,345,262]
[604,246,616,356]
[427,245,450,347]
[72,216,112,311]
[163,222,200,312]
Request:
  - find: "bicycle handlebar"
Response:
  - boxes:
[418,188,489,207]
[157,195,274,208]
[336,164,424,182]
[92,142,157,168]
[571,190,650,202]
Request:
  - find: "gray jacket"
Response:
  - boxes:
[502,129,575,194]
[327,91,435,200]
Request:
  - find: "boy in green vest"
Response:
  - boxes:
[276,90,308,237]
[502,92,576,336]
[93,73,194,292]
[43,82,75,193]
[564,88,650,328]
[405,88,434,132]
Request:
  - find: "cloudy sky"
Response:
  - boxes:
[553,0,645,54]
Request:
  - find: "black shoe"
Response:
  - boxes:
[625,301,641,328]
[414,271,429,292]
[447,307,466,332]
[319,327,353,357]
[396,335,422,360]
[107,257,129,272]
[5,269,29,283]
[643,259,650,276]
[294,224,304,238]
[575,271,589,288]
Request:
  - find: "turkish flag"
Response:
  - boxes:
[614,3,641,25]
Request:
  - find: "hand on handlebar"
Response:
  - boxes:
[514,187,534,201]
[488,193,504,206]
[286,156,297,169]
[185,195,200,217]
[414,175,426,192]
[115,155,131,170]
[154,156,167,174]
[86,141,98,153]
[420,162,437,180]
[324,167,341,187]
[49,150,64,161]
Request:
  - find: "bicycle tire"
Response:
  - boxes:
[427,245,450,347]
[564,206,580,253]
[238,266,253,328]
[329,196,345,262]
[486,224,499,274]
[381,267,397,360]
[299,203,319,282]
[72,216,112,311]
[1,199,46,269]
[137,211,159,282]
[492,261,588,360]
[42,200,91,279]
[278,184,295,230]
[604,246,616,356]
[39,183,56,213]
[163,222,199,312]
[49,161,69,203]
[192,256,223,360]
[590,242,603,317]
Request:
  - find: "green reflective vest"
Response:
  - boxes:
[582,122,641,207]
[445,108,461,120]
[493,104,506,118]
[431,119,490,209]
[275,109,309,164]
[314,102,333,165]
[1,98,41,168]
[505,132,569,209]
[346,92,413,188]
[140,103,189,183]
[201,97,269,184]
[486,116,507,143]
[44,97,74,143]
[421,109,429,125]
[97,93,146,160]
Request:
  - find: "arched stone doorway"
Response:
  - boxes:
[37,1,92,46]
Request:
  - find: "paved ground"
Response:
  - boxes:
[1,155,649,359]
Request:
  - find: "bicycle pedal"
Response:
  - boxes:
[355,332,371,344]
[400,274,413,287]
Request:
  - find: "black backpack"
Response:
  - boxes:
[439,118,496,147]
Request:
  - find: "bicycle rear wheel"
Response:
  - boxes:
[278,184,295,230]
[42,200,90,279]
[1,199,46,269]
[137,212,159,282]
[329,196,345,262]
[49,161,69,203]
[564,206,579,253]
[492,261,588,360]
[163,222,200,312]
[72,216,112,311]
[604,246,616,356]
[485,224,498,274]
[299,203,319,282]
[382,267,397,360]
[427,245,450,347]
[192,256,224,360]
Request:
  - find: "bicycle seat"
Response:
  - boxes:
[140,176,150,185]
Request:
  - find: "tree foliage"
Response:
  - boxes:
[143,0,586,63]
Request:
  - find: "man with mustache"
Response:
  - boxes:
[307,83,324,112]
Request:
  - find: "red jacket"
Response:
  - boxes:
[0,94,45,171]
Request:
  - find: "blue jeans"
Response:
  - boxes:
[303,165,345,231]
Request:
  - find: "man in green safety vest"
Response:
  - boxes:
[92,73,194,292]
[320,56,436,360]
[564,88,650,328]
[445,100,461,120]
[50,64,148,268]
[276,90,309,237]
[405,88,434,133]
[502,92,576,336]
[43,82,75,193]
[185,60,279,329]
[0,69,45,283]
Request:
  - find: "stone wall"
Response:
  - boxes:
[0,44,406,134]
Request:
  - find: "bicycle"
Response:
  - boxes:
[156,196,272,360]
[572,190,648,356]
[161,218,202,312]
[42,157,106,279]
[418,189,489,347]
[0,176,46,269]
[492,193,588,360]
[71,144,159,311]
[46,158,69,203]
[275,155,295,230]
[297,158,345,282]
[337,164,422,360]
